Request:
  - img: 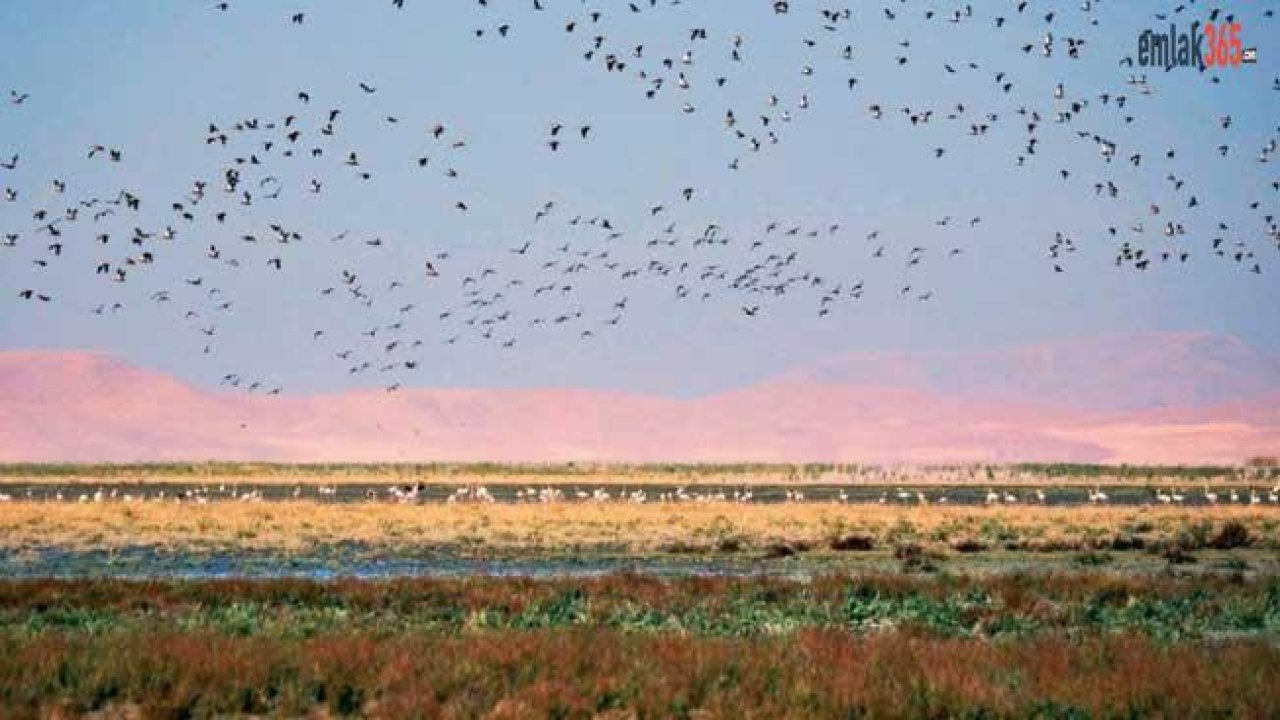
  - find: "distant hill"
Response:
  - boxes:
[788,332,1280,411]
[2,332,1277,463]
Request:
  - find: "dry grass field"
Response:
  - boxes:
[2,499,1277,556]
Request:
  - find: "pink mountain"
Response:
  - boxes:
[1,332,1277,464]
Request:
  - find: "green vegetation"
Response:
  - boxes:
[1013,462,1245,479]
[2,573,1278,641]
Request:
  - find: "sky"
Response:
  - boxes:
[0,1,1276,398]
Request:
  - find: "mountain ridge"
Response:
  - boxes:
[1,332,1276,464]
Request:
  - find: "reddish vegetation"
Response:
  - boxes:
[3,576,1277,717]
[2,631,1277,718]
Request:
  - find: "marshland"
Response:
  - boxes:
[4,0,1278,716]
[1,463,1279,717]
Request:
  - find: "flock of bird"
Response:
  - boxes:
[2,1,1277,396]
[3,479,1279,506]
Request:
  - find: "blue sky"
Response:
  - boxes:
[0,1,1276,397]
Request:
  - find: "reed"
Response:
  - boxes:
[2,630,1276,718]
[1,500,1276,554]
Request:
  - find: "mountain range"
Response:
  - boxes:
[2,332,1276,464]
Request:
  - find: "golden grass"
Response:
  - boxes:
[1,500,1276,553]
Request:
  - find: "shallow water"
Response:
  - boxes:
[3,545,1273,581]
[0,545,822,580]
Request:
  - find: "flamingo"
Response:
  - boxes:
[1203,484,1218,505]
